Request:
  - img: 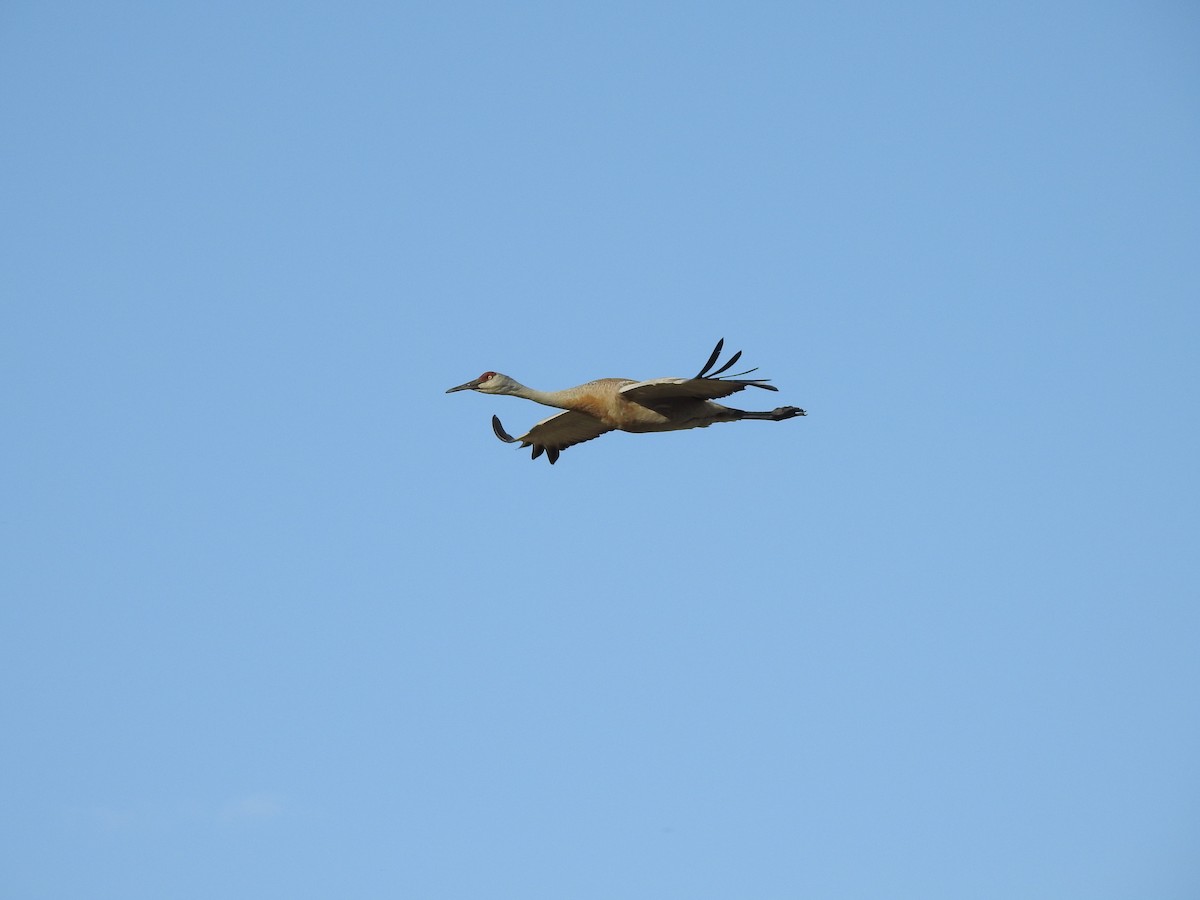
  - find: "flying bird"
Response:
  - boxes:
[445,339,806,464]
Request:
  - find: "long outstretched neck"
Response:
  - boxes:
[504,380,573,410]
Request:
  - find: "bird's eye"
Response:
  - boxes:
[481,371,496,381]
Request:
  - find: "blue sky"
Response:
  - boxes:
[2,2,1198,897]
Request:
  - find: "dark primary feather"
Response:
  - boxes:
[693,339,768,385]
[706,349,742,378]
[492,415,517,443]
[694,338,725,378]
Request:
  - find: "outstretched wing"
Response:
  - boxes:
[618,338,779,405]
[491,411,613,465]
[619,376,778,404]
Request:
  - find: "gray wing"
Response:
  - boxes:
[491,411,613,464]
[618,338,780,405]
[619,376,778,404]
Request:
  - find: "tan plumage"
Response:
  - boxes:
[446,339,806,464]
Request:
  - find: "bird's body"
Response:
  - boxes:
[480,377,735,431]
[446,339,805,464]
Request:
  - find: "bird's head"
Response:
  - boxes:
[445,371,518,395]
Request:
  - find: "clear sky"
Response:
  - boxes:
[3,2,1198,898]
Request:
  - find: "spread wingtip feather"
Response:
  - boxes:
[694,338,725,378]
[492,415,517,443]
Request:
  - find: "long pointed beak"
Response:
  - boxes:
[445,378,482,393]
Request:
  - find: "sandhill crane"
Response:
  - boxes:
[445,339,806,464]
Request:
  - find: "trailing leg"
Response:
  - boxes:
[734,406,807,421]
